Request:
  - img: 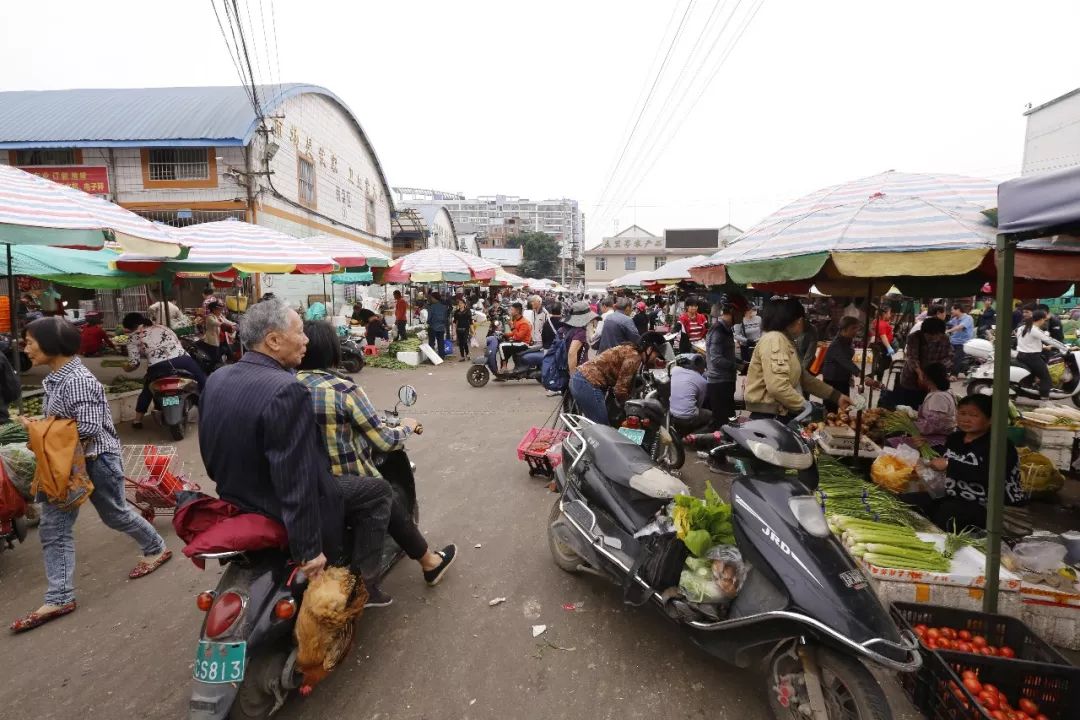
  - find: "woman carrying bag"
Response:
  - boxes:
[11,317,171,634]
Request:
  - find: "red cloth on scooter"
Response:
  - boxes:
[173,494,288,568]
[0,464,26,523]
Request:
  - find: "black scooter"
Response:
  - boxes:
[186,385,421,720]
[548,410,919,720]
[466,332,543,387]
[622,354,712,471]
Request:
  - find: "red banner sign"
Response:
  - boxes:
[17,165,110,195]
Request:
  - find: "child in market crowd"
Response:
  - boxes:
[900,394,1024,532]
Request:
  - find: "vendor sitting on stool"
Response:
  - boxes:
[899,394,1024,532]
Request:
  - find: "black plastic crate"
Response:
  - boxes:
[892,602,1069,665]
[891,602,1073,714]
[910,648,1080,720]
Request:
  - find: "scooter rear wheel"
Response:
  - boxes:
[229,648,289,720]
[466,364,490,388]
[652,429,685,471]
[965,380,992,397]
[547,499,585,574]
[767,646,891,720]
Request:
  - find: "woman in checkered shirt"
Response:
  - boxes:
[10,317,171,634]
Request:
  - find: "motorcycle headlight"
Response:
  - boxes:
[788,496,830,537]
[745,439,813,470]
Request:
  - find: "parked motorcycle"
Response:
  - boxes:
[181,336,224,377]
[466,332,543,387]
[547,409,920,720]
[339,336,366,374]
[187,385,421,720]
[150,367,201,441]
[622,354,710,471]
[967,342,1080,406]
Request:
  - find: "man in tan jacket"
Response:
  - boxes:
[744,298,851,417]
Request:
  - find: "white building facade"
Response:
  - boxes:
[1022,88,1080,177]
[0,84,394,308]
[426,194,582,259]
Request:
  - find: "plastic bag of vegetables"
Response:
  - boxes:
[678,545,748,604]
[870,445,918,492]
[0,442,37,500]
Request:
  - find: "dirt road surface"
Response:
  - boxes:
[0,359,920,720]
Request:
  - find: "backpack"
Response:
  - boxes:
[541,328,572,392]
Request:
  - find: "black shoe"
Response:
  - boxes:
[423,544,457,586]
[364,585,393,608]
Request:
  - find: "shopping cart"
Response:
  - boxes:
[121,444,199,521]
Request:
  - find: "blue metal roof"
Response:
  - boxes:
[0,84,329,149]
[0,83,394,209]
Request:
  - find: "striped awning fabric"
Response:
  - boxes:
[304,234,391,267]
[168,219,336,274]
[693,171,998,280]
[0,164,181,255]
[383,248,499,283]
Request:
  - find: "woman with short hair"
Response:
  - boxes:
[11,317,171,633]
[296,321,456,600]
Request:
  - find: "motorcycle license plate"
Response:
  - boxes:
[161,395,181,407]
[192,640,246,683]
[618,427,646,445]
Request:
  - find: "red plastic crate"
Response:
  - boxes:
[516,427,569,477]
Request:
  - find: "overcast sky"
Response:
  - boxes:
[4,1,1078,248]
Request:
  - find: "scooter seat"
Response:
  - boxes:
[579,424,688,500]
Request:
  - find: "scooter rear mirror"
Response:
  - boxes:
[398,385,418,407]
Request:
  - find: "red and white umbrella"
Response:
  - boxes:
[116,219,335,274]
[0,164,181,255]
[304,234,392,268]
[383,248,499,283]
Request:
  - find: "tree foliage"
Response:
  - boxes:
[506,231,561,278]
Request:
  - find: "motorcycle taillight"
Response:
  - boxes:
[205,591,244,639]
[622,416,641,429]
[150,377,193,394]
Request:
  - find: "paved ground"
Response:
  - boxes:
[2,358,927,719]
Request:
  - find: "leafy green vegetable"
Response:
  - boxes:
[672,481,735,556]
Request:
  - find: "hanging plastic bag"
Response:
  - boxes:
[0,443,37,501]
[870,444,919,493]
[470,335,480,348]
[915,460,948,499]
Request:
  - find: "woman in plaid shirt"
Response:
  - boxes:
[296,321,457,596]
[11,317,170,634]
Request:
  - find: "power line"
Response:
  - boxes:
[602,0,766,232]
[587,0,696,236]
[228,0,265,118]
[210,0,250,100]
[593,0,739,235]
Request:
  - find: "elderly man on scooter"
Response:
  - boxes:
[198,298,394,603]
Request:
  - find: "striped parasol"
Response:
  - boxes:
[643,254,708,284]
[383,247,499,283]
[0,164,181,255]
[690,171,997,289]
[115,219,336,274]
[303,234,392,268]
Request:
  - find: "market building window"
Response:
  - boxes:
[595,257,607,271]
[365,195,376,233]
[298,154,317,208]
[654,256,666,270]
[625,255,636,271]
[11,149,81,165]
[140,147,217,188]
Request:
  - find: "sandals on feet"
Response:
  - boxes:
[10,602,77,633]
[129,549,172,579]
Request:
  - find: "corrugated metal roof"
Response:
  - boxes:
[0,83,395,215]
[0,84,330,148]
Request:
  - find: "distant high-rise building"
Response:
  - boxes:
[396,190,582,260]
